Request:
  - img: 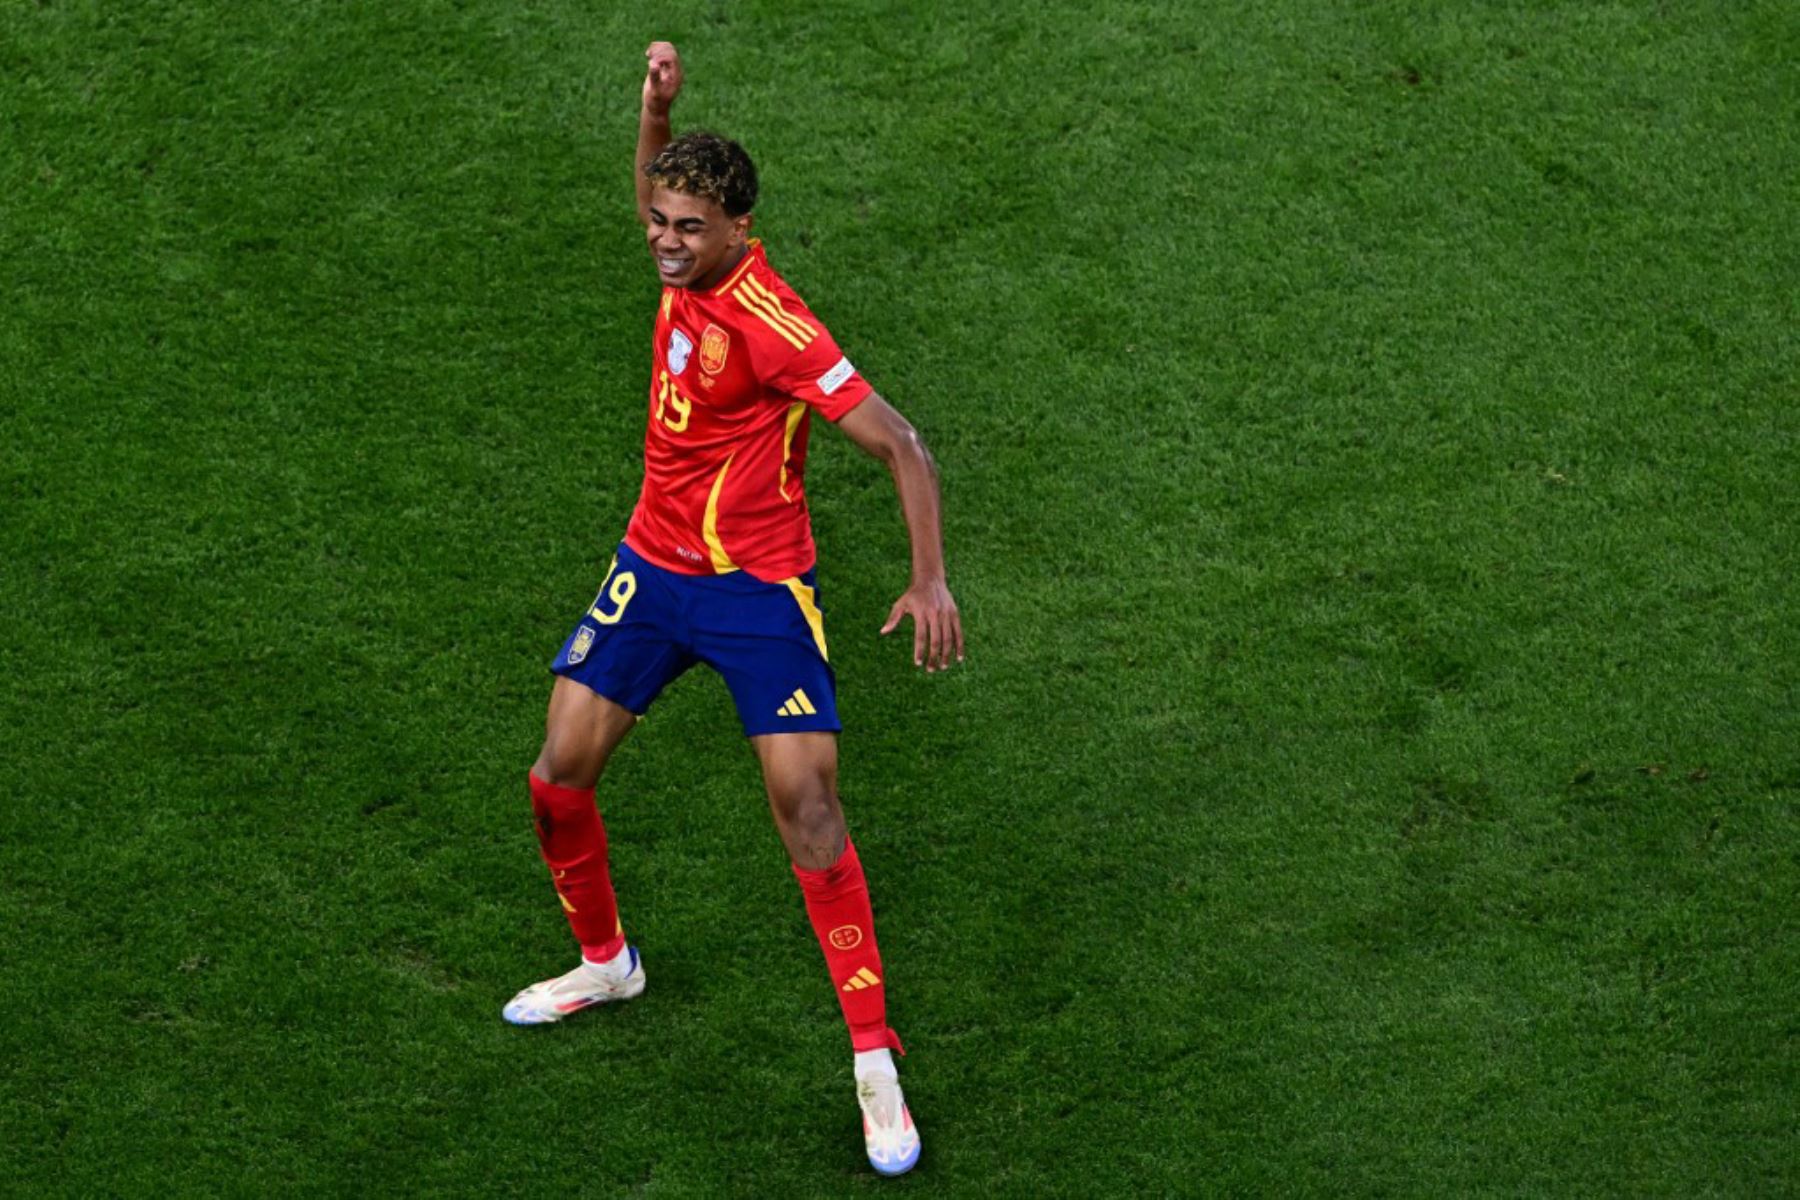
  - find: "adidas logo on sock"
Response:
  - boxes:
[841,967,882,992]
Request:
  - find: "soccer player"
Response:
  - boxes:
[500,42,962,1177]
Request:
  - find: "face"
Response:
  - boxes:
[646,186,752,290]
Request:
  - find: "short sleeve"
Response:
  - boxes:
[768,335,873,422]
[741,286,873,421]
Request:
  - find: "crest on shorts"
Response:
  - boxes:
[667,329,693,376]
[700,323,730,375]
[567,626,596,666]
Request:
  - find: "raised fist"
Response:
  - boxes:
[643,42,683,114]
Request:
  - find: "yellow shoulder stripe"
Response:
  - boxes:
[740,275,818,341]
[738,291,810,349]
[733,281,816,348]
[732,280,816,350]
[734,288,809,350]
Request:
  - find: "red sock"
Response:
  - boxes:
[793,835,904,1054]
[527,772,624,962]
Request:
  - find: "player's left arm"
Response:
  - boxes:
[835,395,965,672]
[635,42,682,225]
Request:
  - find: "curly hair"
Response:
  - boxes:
[643,131,759,217]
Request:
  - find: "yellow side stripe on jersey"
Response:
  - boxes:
[733,286,811,350]
[778,402,807,501]
[702,455,739,574]
[740,275,819,342]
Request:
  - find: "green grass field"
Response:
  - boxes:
[4,1,1796,1194]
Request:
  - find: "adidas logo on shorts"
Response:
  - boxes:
[776,688,817,717]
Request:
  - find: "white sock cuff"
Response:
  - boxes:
[583,944,631,972]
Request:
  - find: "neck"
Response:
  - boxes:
[690,243,749,291]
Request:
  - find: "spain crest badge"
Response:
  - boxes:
[700,323,730,375]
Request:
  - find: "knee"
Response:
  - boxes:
[772,776,843,848]
[531,735,598,792]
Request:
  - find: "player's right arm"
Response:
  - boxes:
[635,42,683,225]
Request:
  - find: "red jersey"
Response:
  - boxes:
[624,240,872,582]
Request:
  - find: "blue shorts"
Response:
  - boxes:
[550,541,839,737]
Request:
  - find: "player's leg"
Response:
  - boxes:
[753,732,919,1176]
[533,673,639,788]
[506,547,692,1026]
[752,729,844,868]
[752,733,901,1050]
[697,569,920,1173]
[528,676,639,959]
[506,678,649,1025]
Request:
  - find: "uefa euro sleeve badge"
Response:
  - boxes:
[568,626,596,666]
[667,329,693,376]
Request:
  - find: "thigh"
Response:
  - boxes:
[751,730,840,801]
[535,675,641,787]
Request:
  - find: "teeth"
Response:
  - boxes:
[658,257,687,272]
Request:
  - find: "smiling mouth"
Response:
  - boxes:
[657,256,690,275]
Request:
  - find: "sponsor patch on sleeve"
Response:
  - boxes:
[816,357,855,396]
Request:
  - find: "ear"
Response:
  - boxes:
[731,213,754,244]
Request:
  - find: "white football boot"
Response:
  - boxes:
[502,947,645,1025]
[857,1065,921,1176]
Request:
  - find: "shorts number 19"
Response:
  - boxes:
[589,565,637,625]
